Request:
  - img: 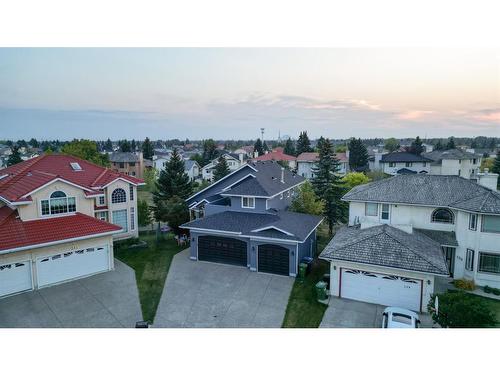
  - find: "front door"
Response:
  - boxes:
[442,246,455,277]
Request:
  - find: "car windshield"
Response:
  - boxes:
[391,313,413,325]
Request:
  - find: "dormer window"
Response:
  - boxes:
[431,208,454,224]
[41,191,76,216]
[242,196,255,209]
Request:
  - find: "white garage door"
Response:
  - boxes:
[341,269,422,311]
[36,246,109,288]
[0,261,33,297]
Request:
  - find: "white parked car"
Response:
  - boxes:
[382,307,420,328]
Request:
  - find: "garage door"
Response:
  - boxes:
[258,244,290,276]
[341,269,422,311]
[36,246,110,288]
[0,261,33,298]
[198,236,247,266]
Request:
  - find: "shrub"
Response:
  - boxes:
[484,285,492,294]
[453,278,476,291]
[428,291,497,328]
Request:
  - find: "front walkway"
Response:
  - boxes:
[0,260,142,328]
[154,249,294,328]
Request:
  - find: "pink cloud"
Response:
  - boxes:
[396,110,434,120]
[472,111,500,122]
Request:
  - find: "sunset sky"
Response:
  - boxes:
[0,48,499,140]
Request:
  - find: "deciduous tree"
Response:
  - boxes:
[289,181,325,216]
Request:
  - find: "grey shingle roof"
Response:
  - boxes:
[109,152,140,163]
[320,225,449,275]
[423,149,480,164]
[344,174,500,214]
[184,159,198,171]
[414,229,458,247]
[225,177,269,196]
[380,152,432,163]
[181,210,322,242]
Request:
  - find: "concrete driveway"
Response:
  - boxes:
[0,260,142,328]
[154,249,294,328]
[320,297,434,328]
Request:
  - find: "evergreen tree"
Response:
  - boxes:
[105,138,113,152]
[489,138,496,150]
[409,136,424,155]
[120,140,131,152]
[263,141,270,152]
[311,138,348,234]
[296,131,312,155]
[492,152,500,187]
[347,138,369,172]
[213,156,230,181]
[446,137,456,150]
[29,138,39,148]
[435,140,444,150]
[254,138,264,156]
[283,138,296,156]
[7,145,23,166]
[202,139,217,163]
[131,139,137,152]
[316,136,327,152]
[153,148,192,204]
[17,139,27,148]
[470,138,477,149]
[142,137,154,160]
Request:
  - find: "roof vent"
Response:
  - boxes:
[70,162,83,171]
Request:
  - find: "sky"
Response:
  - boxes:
[0,48,499,141]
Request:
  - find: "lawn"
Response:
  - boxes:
[282,224,333,328]
[466,293,500,327]
[114,233,183,323]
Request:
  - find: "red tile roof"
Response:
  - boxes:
[0,206,122,252]
[252,149,296,162]
[0,154,144,203]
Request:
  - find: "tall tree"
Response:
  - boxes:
[283,138,296,156]
[289,181,325,216]
[384,138,400,152]
[7,145,23,166]
[316,136,327,152]
[104,138,113,152]
[17,139,27,148]
[29,138,39,148]
[348,138,369,172]
[202,139,217,163]
[131,139,137,152]
[434,140,444,150]
[153,148,192,203]
[409,136,424,155]
[119,139,131,152]
[470,138,478,149]
[61,139,110,167]
[311,138,348,234]
[263,141,270,152]
[213,156,230,181]
[142,137,154,160]
[161,196,190,235]
[254,138,264,156]
[296,131,312,155]
[446,137,456,150]
[137,199,153,228]
[492,151,500,180]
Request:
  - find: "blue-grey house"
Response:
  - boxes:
[180,161,323,276]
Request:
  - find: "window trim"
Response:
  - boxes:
[431,208,455,224]
[129,185,134,201]
[478,252,500,275]
[111,188,127,204]
[381,203,390,221]
[465,249,474,271]
[130,207,135,231]
[241,196,255,209]
[40,191,77,217]
[365,202,378,217]
[468,213,477,231]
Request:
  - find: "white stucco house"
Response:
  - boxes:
[296,152,348,179]
[201,152,245,182]
[0,154,144,298]
[379,151,432,175]
[184,159,201,181]
[320,173,500,312]
[423,149,482,180]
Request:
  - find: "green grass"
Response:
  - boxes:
[468,294,500,327]
[114,233,183,323]
[282,224,333,328]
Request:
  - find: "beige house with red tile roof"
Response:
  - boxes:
[0,154,144,298]
[252,148,297,170]
[296,152,349,179]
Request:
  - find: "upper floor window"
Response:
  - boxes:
[381,204,390,220]
[41,191,76,216]
[129,162,136,167]
[129,185,134,201]
[242,196,255,208]
[389,162,396,167]
[365,202,378,217]
[111,188,127,204]
[482,215,500,233]
[431,208,454,224]
[469,213,477,231]
[119,162,125,168]
[405,162,413,167]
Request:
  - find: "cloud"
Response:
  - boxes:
[396,110,435,120]
[469,109,500,122]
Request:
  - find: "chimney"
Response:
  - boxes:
[280,167,285,183]
[239,153,243,163]
[477,169,499,191]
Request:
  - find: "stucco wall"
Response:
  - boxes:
[382,162,430,175]
[106,180,139,239]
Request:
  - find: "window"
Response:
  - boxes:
[242,196,255,208]
[41,191,76,216]
[478,252,500,274]
[112,209,128,232]
[482,215,500,233]
[473,158,477,165]
[130,207,135,230]
[405,162,413,167]
[381,204,390,220]
[389,162,396,167]
[119,162,125,168]
[98,196,105,205]
[465,249,475,271]
[129,162,136,167]
[469,214,477,231]
[111,188,127,204]
[97,212,107,221]
[129,185,134,201]
[431,208,454,224]
[70,162,82,171]
[365,203,378,216]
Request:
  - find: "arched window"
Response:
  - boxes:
[41,191,76,216]
[50,191,67,198]
[431,208,454,224]
[111,188,127,204]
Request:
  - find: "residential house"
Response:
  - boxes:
[320,174,500,312]
[234,146,254,158]
[181,161,323,277]
[110,151,147,179]
[296,152,348,179]
[252,147,297,170]
[423,149,482,179]
[0,154,144,298]
[201,152,245,182]
[184,160,201,181]
[379,151,432,175]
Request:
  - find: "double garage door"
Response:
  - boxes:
[0,245,109,298]
[341,268,422,311]
[197,236,290,276]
